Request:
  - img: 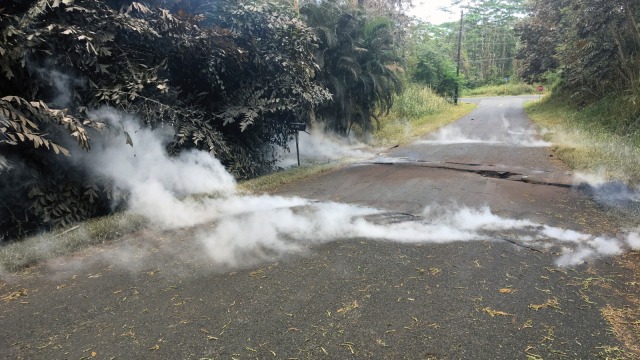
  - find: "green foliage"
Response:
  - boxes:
[301,0,404,136]
[391,83,453,119]
[373,83,475,145]
[513,0,564,84]
[411,42,460,99]
[517,0,640,103]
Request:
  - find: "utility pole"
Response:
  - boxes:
[454,10,463,105]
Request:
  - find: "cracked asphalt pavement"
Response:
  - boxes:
[1,96,638,359]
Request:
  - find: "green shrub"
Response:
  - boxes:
[373,83,475,145]
[392,83,452,118]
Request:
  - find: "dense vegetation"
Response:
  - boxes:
[527,95,640,185]
[516,0,640,104]
[518,0,640,162]
[0,0,410,240]
[373,83,475,145]
[407,0,526,98]
[301,0,404,135]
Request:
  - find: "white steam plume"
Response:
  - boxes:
[574,170,609,186]
[277,128,374,167]
[417,123,550,147]
[192,203,632,268]
[574,170,640,208]
[0,155,11,172]
[33,68,85,108]
[626,232,640,250]
[54,108,637,272]
[417,126,503,145]
[76,108,236,226]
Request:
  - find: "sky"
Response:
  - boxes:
[406,0,462,24]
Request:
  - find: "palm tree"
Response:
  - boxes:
[300,0,403,137]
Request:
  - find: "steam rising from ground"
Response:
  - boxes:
[195,203,634,268]
[39,109,640,273]
[277,129,374,167]
[0,155,11,172]
[33,67,85,108]
[574,170,640,209]
[78,108,236,224]
[417,119,550,147]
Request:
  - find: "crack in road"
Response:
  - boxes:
[371,160,573,189]
[364,211,546,253]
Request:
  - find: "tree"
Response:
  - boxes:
[516,0,640,102]
[407,22,460,98]
[513,0,565,83]
[0,0,330,239]
[301,0,404,135]
[445,0,525,86]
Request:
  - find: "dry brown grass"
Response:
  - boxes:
[599,251,640,359]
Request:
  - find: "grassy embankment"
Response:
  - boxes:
[526,92,640,185]
[0,83,474,273]
[371,83,476,146]
[462,82,539,97]
[528,91,640,360]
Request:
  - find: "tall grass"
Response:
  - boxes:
[392,83,452,118]
[462,82,539,97]
[526,93,640,185]
[373,83,475,146]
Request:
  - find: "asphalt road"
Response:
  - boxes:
[1,96,637,359]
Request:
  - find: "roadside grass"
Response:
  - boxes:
[237,162,346,193]
[527,90,640,359]
[0,84,470,273]
[373,83,476,146]
[0,213,148,273]
[525,94,640,185]
[462,82,538,97]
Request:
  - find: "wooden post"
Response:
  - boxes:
[295,131,300,166]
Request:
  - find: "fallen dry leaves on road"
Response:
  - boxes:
[1,288,27,302]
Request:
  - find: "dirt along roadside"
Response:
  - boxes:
[1,96,638,359]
